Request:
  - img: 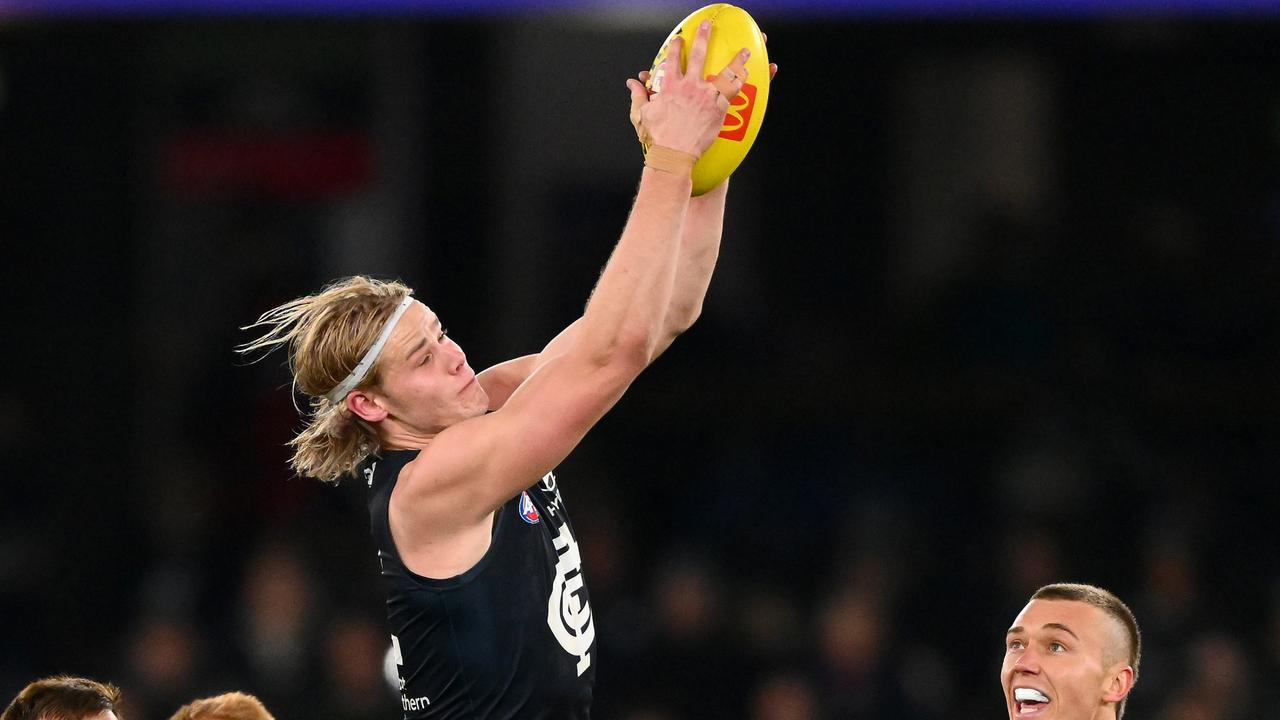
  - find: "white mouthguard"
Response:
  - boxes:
[1015,688,1050,703]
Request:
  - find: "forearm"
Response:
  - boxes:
[579,167,691,365]
[578,20,731,368]
[665,180,727,335]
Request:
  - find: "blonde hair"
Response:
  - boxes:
[168,692,274,720]
[239,276,413,483]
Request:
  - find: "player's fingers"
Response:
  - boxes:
[627,79,649,121]
[711,67,740,97]
[665,36,685,81]
[638,69,651,84]
[769,62,777,80]
[726,49,749,80]
[711,49,749,97]
[685,20,711,80]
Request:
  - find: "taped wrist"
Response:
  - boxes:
[643,145,697,177]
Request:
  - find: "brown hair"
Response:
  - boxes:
[167,692,274,720]
[239,276,413,483]
[1031,582,1141,718]
[1,676,122,720]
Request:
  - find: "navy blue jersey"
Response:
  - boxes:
[362,449,595,719]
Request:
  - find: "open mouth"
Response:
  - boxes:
[1014,688,1051,716]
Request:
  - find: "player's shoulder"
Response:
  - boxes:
[391,413,508,520]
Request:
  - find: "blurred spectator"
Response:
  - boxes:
[816,586,903,718]
[999,527,1063,603]
[736,585,806,666]
[230,542,323,716]
[750,672,821,720]
[118,617,204,720]
[1155,633,1253,720]
[641,552,744,718]
[893,644,956,720]
[317,613,396,720]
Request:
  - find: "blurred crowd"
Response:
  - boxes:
[5,202,1276,719]
[3,16,1279,720]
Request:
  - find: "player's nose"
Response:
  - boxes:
[1013,648,1042,674]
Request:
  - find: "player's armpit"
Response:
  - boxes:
[393,348,641,529]
[476,319,585,410]
[477,354,537,410]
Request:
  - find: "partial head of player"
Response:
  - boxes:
[1002,583,1141,720]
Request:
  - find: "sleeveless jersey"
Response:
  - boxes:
[361,449,595,719]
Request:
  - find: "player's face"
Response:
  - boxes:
[1001,599,1128,720]
[375,301,489,433]
[84,713,118,720]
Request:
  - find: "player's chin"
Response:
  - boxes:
[467,391,491,417]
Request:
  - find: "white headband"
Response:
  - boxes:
[325,294,415,404]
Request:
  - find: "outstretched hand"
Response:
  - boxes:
[626,21,744,158]
[626,26,778,155]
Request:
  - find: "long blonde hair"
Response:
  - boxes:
[239,276,413,483]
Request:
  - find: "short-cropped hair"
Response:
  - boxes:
[1031,582,1141,718]
[1,676,122,720]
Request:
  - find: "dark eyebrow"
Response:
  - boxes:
[1043,623,1079,640]
[1006,623,1079,640]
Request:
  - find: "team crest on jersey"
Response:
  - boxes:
[519,491,541,524]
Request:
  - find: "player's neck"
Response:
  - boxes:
[1090,705,1119,720]
[378,419,439,450]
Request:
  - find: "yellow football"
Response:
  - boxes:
[645,3,771,196]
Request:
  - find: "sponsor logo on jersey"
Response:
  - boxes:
[519,491,541,524]
[387,634,431,710]
[538,471,565,517]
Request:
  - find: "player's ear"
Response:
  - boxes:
[1101,664,1135,705]
[347,391,388,423]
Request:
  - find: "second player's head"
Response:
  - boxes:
[168,691,275,720]
[1001,583,1140,720]
[1,676,122,720]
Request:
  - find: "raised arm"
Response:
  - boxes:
[478,182,726,404]
[625,56,774,355]
[480,55,774,403]
[399,22,739,525]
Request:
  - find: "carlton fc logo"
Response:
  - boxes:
[519,491,541,524]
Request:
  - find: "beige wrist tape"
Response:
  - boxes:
[644,145,697,177]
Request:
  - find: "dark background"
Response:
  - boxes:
[1,7,1278,720]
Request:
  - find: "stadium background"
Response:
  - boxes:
[1,3,1278,718]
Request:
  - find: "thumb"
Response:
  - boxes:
[627,78,649,123]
